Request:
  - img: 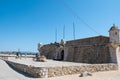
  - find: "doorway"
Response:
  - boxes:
[60,50,64,60]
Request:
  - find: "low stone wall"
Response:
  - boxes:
[5,60,118,78]
[5,60,48,78]
[48,64,118,77]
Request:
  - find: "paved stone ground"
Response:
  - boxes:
[0,57,120,80]
[7,57,88,67]
[0,59,28,80]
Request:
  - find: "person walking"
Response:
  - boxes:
[18,49,22,59]
[16,52,19,58]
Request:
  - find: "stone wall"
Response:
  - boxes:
[65,36,110,63]
[66,36,109,46]
[40,36,111,64]
[48,64,118,77]
[40,43,59,59]
[65,36,111,63]
[65,44,111,63]
[109,43,120,69]
[5,60,118,78]
[5,60,48,78]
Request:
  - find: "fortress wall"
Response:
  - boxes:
[40,36,110,63]
[5,60,118,78]
[66,36,109,46]
[65,44,111,63]
[40,43,58,59]
[65,36,110,63]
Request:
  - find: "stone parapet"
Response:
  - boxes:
[48,64,118,77]
[5,60,48,78]
[5,60,118,78]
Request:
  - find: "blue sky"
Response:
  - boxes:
[0,0,120,52]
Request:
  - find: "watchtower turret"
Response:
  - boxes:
[109,24,120,43]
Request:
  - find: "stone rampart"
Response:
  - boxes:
[65,36,110,63]
[66,36,109,46]
[39,36,111,63]
[40,43,59,59]
[5,60,118,78]
[65,44,111,63]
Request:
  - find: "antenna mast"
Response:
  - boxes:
[55,28,57,42]
[63,25,65,39]
[73,22,75,40]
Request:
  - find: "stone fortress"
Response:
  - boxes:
[2,24,119,78]
[38,24,120,66]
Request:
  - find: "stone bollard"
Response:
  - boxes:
[79,71,92,77]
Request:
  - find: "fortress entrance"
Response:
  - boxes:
[60,50,64,60]
[54,45,64,61]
